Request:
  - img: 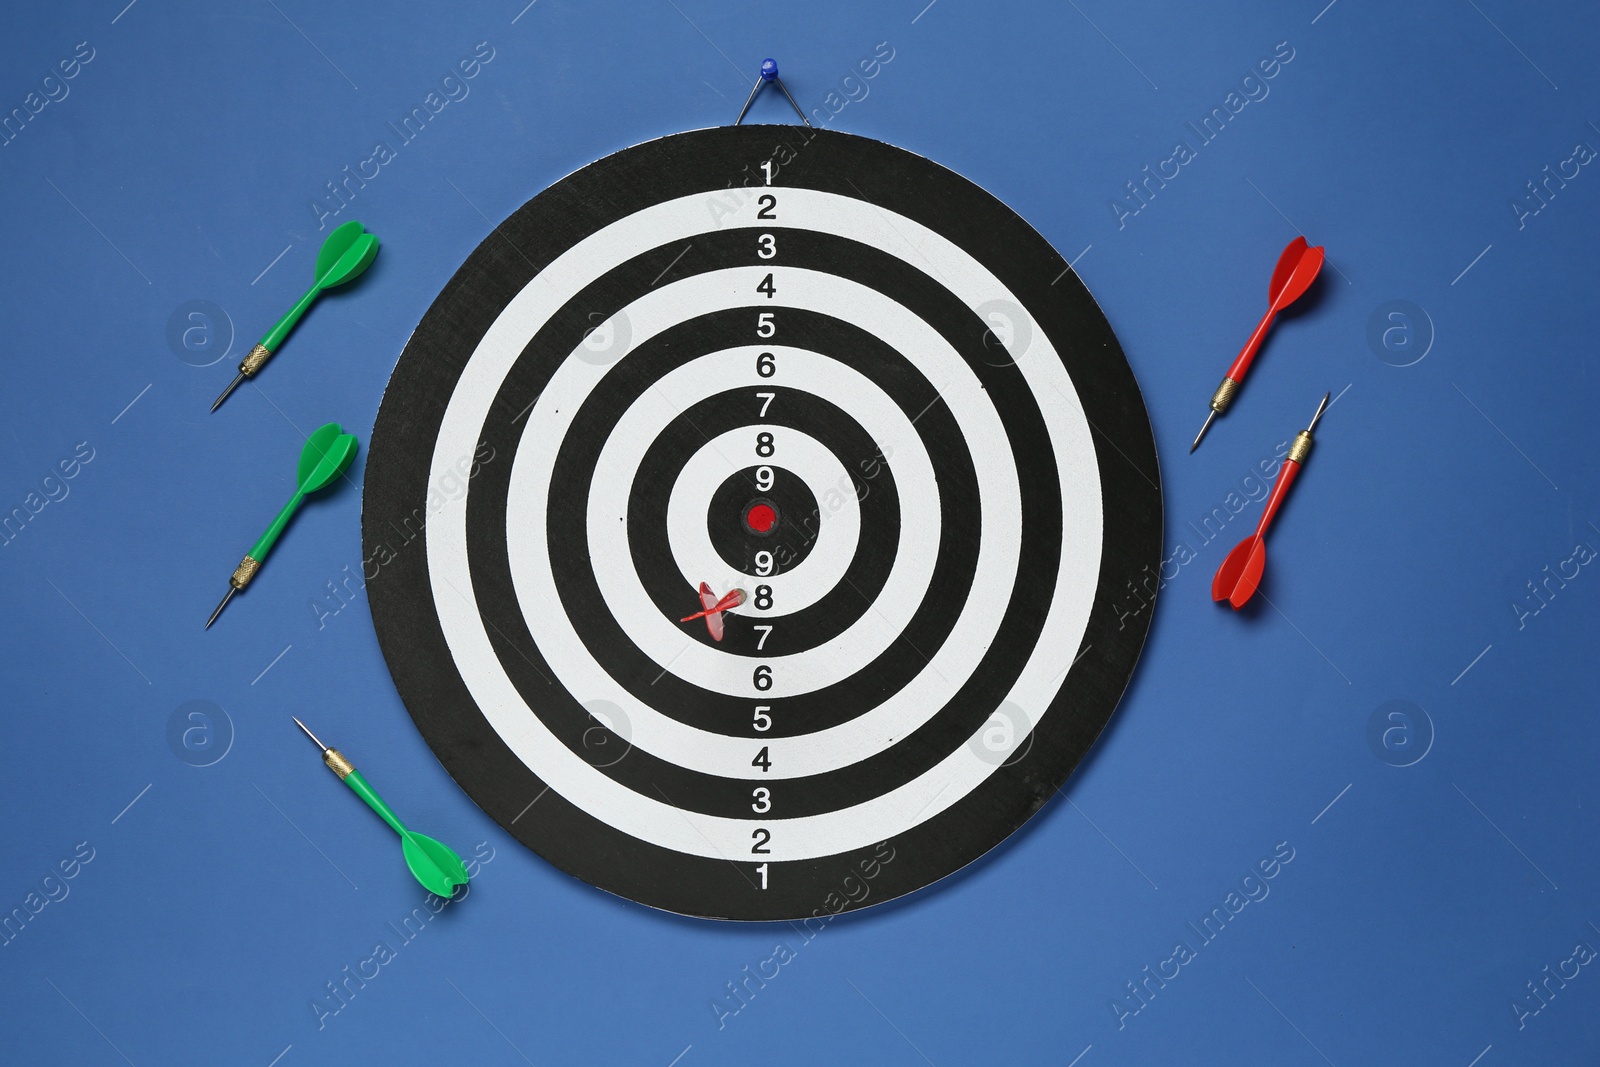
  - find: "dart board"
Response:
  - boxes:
[363,125,1161,921]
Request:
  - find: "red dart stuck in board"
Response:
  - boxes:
[681,582,746,642]
[1211,392,1329,610]
[1191,237,1326,453]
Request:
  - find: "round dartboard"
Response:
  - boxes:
[364,125,1160,921]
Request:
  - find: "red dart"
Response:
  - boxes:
[680,582,746,641]
[1211,392,1329,610]
[1191,236,1326,453]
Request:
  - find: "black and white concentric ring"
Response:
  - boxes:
[666,427,859,613]
[632,378,901,655]
[434,194,1089,856]
[493,304,983,742]
[576,337,950,698]
[600,351,909,624]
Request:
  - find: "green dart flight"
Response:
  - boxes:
[211,220,380,411]
[206,422,358,628]
[292,717,471,898]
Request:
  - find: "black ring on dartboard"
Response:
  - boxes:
[364,126,1162,921]
[624,384,902,656]
[706,472,819,569]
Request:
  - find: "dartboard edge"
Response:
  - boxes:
[362,124,1162,921]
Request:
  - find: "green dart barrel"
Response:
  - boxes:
[206,424,358,628]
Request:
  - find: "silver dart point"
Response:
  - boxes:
[292,716,328,751]
[1190,409,1218,453]
[210,373,245,412]
[205,586,236,629]
[1306,391,1331,433]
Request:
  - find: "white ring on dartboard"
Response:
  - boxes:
[664,423,863,616]
[424,186,1100,860]
[520,274,1012,765]
[592,346,939,673]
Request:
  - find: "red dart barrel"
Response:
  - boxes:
[1252,446,1305,538]
[1211,393,1328,609]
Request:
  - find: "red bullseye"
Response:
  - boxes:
[745,502,777,534]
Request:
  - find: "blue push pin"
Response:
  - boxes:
[735,57,812,127]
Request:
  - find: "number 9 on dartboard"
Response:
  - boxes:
[363,124,1160,920]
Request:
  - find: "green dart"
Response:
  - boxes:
[206,423,358,628]
[291,717,471,898]
[211,220,380,411]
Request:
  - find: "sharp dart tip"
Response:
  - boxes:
[1307,391,1332,432]
[210,374,244,412]
[205,586,235,629]
[1190,410,1217,453]
[292,716,327,751]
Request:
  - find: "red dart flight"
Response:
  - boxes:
[681,582,746,641]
